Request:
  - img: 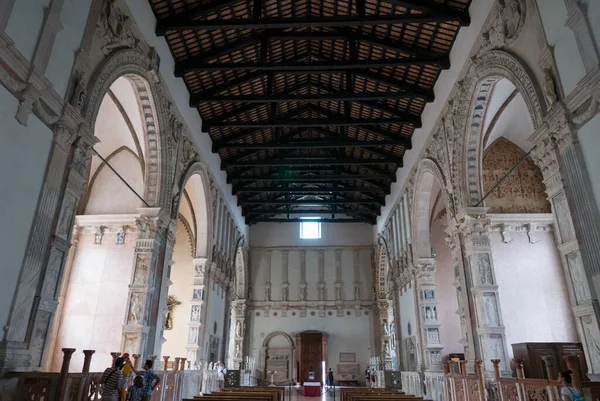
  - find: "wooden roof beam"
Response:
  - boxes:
[223,157,402,168]
[156,14,469,34]
[195,90,427,104]
[234,187,387,194]
[178,57,447,73]
[229,174,394,182]
[385,0,470,25]
[217,139,409,150]
[206,117,419,129]
[239,199,382,205]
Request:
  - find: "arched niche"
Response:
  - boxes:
[83,49,168,209]
[459,51,545,209]
[177,163,213,259]
[262,331,295,383]
[412,158,452,262]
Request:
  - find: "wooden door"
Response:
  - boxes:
[300,333,323,383]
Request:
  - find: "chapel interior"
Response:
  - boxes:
[1,0,600,400]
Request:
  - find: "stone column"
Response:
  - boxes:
[531,114,600,379]
[227,299,247,369]
[415,262,443,372]
[0,124,94,372]
[392,280,404,371]
[82,350,95,373]
[122,208,169,358]
[459,208,510,375]
[187,257,209,364]
[55,348,76,401]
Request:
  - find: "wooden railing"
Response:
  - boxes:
[0,348,202,401]
[444,359,570,401]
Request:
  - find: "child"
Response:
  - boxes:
[120,353,134,401]
[126,376,144,401]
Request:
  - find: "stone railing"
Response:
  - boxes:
[401,371,424,397]
[424,372,445,401]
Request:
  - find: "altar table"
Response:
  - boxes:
[303,382,321,397]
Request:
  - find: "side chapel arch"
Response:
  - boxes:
[262,331,295,382]
[82,49,169,209]
[177,162,214,259]
[459,50,545,208]
[412,158,453,262]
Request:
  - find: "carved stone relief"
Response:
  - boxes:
[566,252,591,304]
[553,192,576,242]
[482,138,550,213]
[96,0,139,55]
[482,293,500,326]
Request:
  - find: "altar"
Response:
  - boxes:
[303,382,321,397]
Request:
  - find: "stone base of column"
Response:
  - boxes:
[0,342,36,373]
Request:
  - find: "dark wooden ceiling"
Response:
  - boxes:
[149,0,471,225]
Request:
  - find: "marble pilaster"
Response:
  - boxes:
[531,112,600,378]
[227,299,247,369]
[415,262,443,372]
[186,257,209,364]
[563,0,600,73]
[122,207,168,359]
[459,208,510,375]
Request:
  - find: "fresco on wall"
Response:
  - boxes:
[482,138,550,213]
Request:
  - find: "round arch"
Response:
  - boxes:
[262,331,295,349]
[459,51,545,208]
[412,158,452,262]
[83,49,168,208]
[177,162,214,259]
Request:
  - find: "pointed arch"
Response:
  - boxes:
[412,158,452,262]
[177,162,214,259]
[83,49,168,208]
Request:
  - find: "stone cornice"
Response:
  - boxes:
[74,214,139,227]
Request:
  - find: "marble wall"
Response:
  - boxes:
[0,86,52,331]
[491,230,578,358]
[50,229,136,372]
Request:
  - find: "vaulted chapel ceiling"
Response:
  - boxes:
[149,0,472,224]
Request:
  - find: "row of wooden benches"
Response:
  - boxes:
[185,386,423,401]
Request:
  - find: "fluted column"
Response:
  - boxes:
[531,110,600,378]
[459,208,510,374]
[563,0,600,73]
[0,124,94,372]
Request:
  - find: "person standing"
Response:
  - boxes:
[364,369,370,388]
[128,359,161,401]
[101,357,125,401]
[558,371,583,401]
[328,368,334,387]
[217,362,227,389]
[119,353,134,401]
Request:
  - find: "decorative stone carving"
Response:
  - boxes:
[543,69,558,107]
[93,226,104,245]
[128,293,143,324]
[97,0,139,55]
[476,254,494,285]
[134,255,149,284]
[116,226,126,244]
[567,252,591,303]
[501,0,525,44]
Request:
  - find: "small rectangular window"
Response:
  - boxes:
[299,217,321,239]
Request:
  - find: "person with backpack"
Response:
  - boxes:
[558,370,583,401]
[101,357,125,401]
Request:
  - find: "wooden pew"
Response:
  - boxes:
[218,387,285,401]
[190,390,277,401]
[341,388,418,401]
